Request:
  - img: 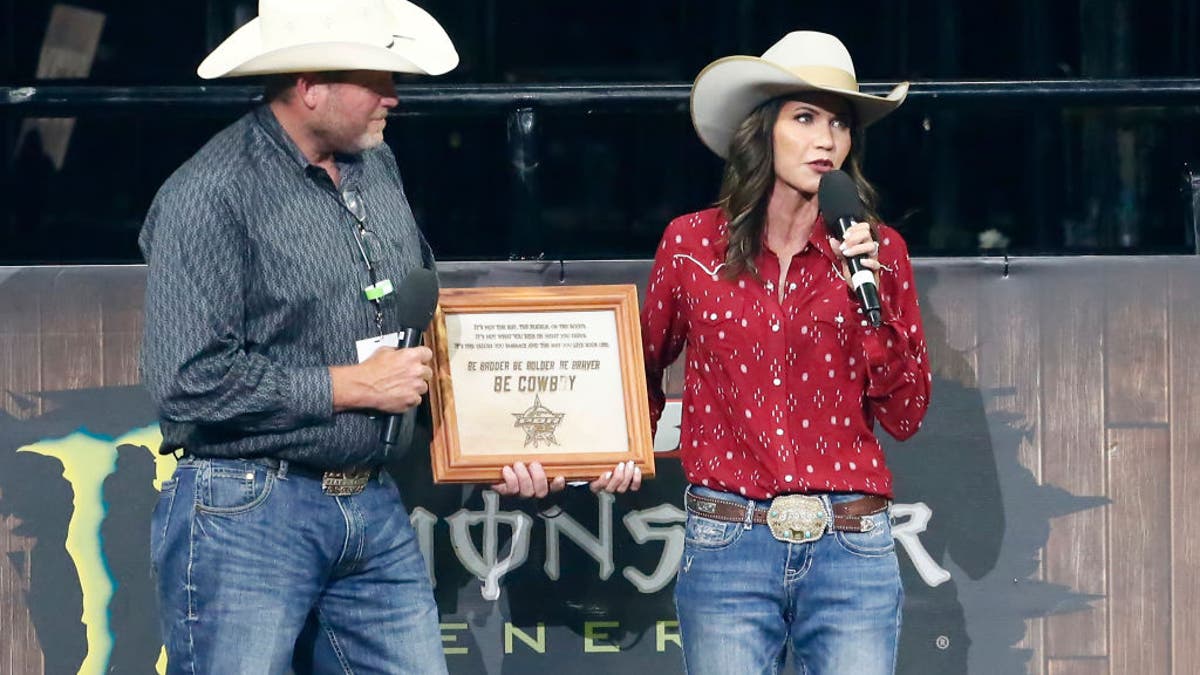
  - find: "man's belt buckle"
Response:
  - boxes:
[766,494,830,544]
[321,469,371,496]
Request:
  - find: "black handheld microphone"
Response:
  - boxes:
[818,170,882,327]
[382,268,440,446]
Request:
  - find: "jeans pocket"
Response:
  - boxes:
[834,511,895,557]
[149,478,179,576]
[196,461,275,515]
[684,512,743,551]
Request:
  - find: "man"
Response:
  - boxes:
[140,1,637,672]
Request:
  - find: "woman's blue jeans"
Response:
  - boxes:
[674,486,903,675]
[151,457,446,674]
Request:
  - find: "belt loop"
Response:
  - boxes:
[276,459,289,479]
[742,498,756,530]
[820,494,834,532]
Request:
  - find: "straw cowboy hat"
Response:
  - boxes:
[197,0,458,79]
[691,31,909,159]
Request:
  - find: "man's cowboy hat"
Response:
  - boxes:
[691,31,909,159]
[197,0,458,79]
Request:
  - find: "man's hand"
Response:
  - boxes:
[330,346,433,413]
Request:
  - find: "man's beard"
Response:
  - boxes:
[348,129,386,153]
[320,110,387,154]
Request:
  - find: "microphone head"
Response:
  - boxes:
[395,268,440,329]
[817,169,865,222]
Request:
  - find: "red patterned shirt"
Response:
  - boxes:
[642,207,930,499]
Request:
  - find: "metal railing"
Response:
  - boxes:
[5,79,1200,259]
[5,78,1200,113]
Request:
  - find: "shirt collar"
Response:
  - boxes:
[809,214,842,265]
[748,213,842,266]
[253,105,366,184]
[254,104,311,170]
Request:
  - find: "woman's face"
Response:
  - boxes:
[771,93,853,196]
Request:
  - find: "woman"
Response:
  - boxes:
[641,31,930,674]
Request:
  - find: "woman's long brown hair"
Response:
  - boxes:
[717,96,882,280]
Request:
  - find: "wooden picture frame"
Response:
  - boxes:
[427,284,655,483]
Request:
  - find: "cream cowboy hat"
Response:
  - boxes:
[197,0,458,79]
[691,31,909,159]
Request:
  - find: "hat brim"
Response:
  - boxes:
[691,56,909,159]
[197,2,458,79]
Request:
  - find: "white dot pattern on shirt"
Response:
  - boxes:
[641,210,929,499]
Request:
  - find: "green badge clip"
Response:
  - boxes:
[364,278,394,301]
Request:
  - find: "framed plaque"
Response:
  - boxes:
[427,284,655,483]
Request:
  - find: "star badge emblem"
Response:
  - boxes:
[511,395,565,448]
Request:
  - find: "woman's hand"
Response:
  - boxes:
[491,460,643,497]
[588,460,643,494]
[492,461,565,498]
[829,220,880,284]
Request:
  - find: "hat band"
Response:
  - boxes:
[786,65,859,93]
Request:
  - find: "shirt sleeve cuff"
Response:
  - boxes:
[289,366,334,423]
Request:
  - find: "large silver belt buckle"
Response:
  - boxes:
[321,469,371,496]
[766,494,830,544]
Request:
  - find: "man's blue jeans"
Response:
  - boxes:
[674,486,903,675]
[151,457,446,674]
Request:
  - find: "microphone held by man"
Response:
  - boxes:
[382,268,440,446]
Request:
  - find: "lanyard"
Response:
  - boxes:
[339,187,392,336]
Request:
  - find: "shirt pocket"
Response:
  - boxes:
[690,294,746,359]
[808,297,863,370]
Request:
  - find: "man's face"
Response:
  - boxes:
[312,70,399,154]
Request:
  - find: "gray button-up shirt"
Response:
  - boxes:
[140,105,432,469]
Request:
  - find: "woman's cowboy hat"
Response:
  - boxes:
[691,31,909,159]
[197,0,458,79]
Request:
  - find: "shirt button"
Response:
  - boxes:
[773,378,782,386]
[771,323,780,332]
